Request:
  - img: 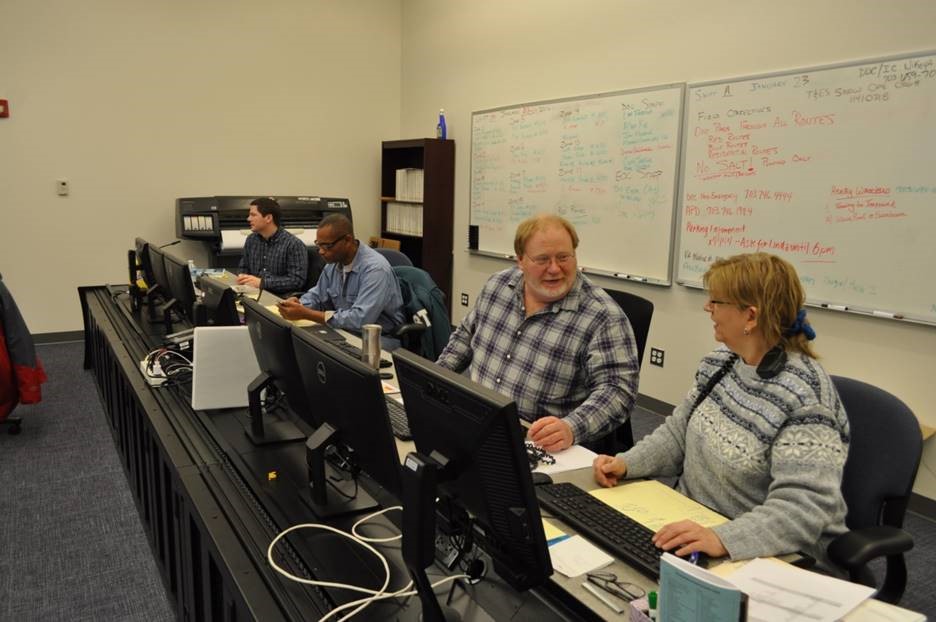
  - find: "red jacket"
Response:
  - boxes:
[0,279,46,420]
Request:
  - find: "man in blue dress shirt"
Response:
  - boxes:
[277,214,406,345]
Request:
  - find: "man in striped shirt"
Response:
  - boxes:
[437,214,639,452]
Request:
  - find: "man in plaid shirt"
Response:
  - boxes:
[437,214,639,452]
[236,197,308,295]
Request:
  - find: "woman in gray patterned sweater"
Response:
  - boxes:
[594,253,849,568]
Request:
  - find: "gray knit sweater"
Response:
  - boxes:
[619,347,850,567]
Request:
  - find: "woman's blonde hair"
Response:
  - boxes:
[513,213,579,258]
[703,253,816,358]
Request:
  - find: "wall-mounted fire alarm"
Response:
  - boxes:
[0,100,9,118]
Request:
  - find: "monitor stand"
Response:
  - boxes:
[401,451,462,622]
[302,423,378,518]
[244,372,305,445]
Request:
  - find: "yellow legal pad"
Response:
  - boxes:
[588,480,728,532]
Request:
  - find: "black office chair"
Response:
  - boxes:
[283,245,325,299]
[583,288,654,455]
[827,376,921,604]
[374,247,413,267]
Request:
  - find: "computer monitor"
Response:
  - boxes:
[392,349,552,618]
[291,327,403,517]
[135,238,154,290]
[146,244,171,299]
[240,298,309,445]
[163,253,197,324]
[195,275,240,327]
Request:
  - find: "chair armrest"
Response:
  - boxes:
[827,526,914,570]
[393,322,427,340]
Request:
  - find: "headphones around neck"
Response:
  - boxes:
[755,345,787,379]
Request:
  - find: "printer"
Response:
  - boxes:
[175,195,352,263]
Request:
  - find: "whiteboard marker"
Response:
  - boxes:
[821,303,848,311]
[872,310,904,319]
[614,273,630,279]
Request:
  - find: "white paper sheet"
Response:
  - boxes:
[548,535,614,578]
[729,558,875,622]
[533,444,597,476]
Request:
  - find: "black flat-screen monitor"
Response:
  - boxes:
[196,276,240,326]
[135,238,154,288]
[392,349,552,598]
[292,327,403,516]
[240,298,309,445]
[164,253,197,324]
[146,244,171,301]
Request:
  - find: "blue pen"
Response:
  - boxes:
[689,551,700,565]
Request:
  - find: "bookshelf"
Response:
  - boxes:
[379,138,455,316]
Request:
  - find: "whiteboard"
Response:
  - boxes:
[469,84,684,285]
[677,51,936,324]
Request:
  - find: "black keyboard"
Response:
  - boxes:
[535,482,662,579]
[384,397,411,440]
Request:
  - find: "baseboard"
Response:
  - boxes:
[636,393,675,417]
[34,330,84,344]
[909,493,936,521]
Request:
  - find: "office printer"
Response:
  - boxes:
[176,195,352,259]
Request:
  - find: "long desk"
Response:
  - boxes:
[80,285,597,621]
[80,285,918,622]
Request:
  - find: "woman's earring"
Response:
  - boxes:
[743,327,751,336]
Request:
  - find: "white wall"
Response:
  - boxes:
[0,0,402,333]
[399,0,936,499]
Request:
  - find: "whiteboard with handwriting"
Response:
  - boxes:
[470,84,684,284]
[677,51,936,324]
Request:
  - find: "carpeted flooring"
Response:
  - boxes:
[0,341,174,621]
[1,341,933,620]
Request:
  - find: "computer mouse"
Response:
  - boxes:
[683,551,709,567]
[379,358,392,368]
[379,372,394,380]
[531,472,553,486]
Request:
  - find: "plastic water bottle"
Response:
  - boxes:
[436,108,447,139]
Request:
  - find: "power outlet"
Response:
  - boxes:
[649,348,665,367]
[460,292,469,307]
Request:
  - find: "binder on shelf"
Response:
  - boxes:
[394,168,424,202]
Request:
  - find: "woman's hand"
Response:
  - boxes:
[593,454,627,487]
[652,520,728,557]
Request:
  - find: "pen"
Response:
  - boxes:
[872,310,904,319]
[820,303,848,311]
[581,582,624,614]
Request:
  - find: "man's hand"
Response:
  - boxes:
[652,520,728,558]
[527,416,573,452]
[276,297,308,321]
[235,274,261,288]
[593,454,627,487]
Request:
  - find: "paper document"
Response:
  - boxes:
[729,558,874,622]
[381,381,400,395]
[542,519,568,545]
[533,444,597,476]
[589,480,728,531]
[549,535,614,578]
[842,597,926,622]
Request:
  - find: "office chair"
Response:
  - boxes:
[391,266,451,360]
[374,247,413,267]
[283,245,325,299]
[827,376,921,604]
[583,288,654,455]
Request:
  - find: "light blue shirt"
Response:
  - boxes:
[299,242,405,334]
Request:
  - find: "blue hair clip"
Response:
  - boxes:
[786,308,816,340]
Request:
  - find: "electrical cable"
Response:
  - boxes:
[268,520,468,622]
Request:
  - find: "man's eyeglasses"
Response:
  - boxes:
[528,253,575,267]
[525,441,556,470]
[316,237,346,251]
[585,572,646,602]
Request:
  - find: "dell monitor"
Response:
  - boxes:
[163,253,198,325]
[147,244,171,299]
[392,349,552,620]
[240,298,310,445]
[195,275,240,327]
[291,327,403,518]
